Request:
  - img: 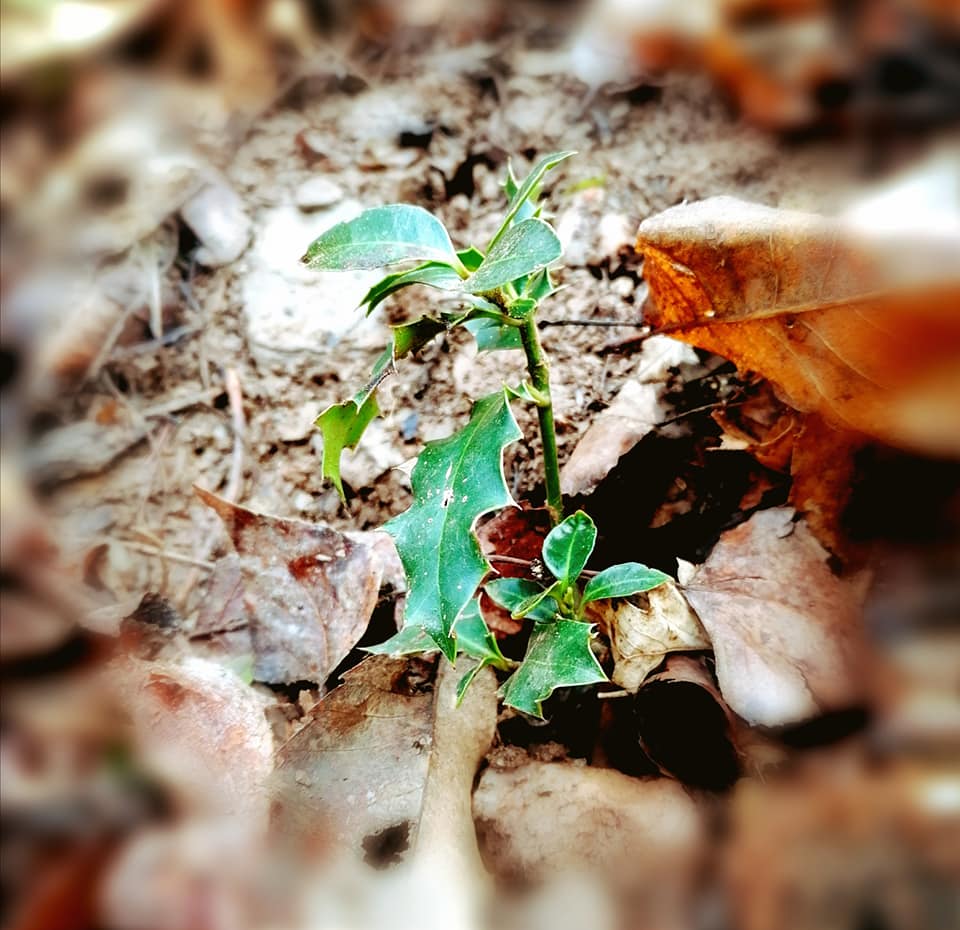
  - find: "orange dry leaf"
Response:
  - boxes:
[637,196,960,457]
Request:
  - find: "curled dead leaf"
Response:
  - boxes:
[586,579,710,691]
[637,196,960,456]
[684,507,869,727]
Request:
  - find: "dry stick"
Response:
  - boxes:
[81,302,142,385]
[487,553,600,578]
[116,541,216,571]
[539,319,648,328]
[178,367,246,606]
[145,238,163,341]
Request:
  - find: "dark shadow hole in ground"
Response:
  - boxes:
[362,821,411,869]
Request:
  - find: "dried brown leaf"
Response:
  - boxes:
[684,507,868,727]
[273,654,497,873]
[473,758,706,900]
[196,487,381,683]
[637,196,960,456]
[116,654,275,822]
[586,580,710,691]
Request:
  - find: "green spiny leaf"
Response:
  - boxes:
[315,389,379,498]
[392,317,448,358]
[542,510,597,587]
[384,391,522,660]
[301,204,462,271]
[365,622,435,656]
[500,619,606,718]
[524,268,557,301]
[490,151,576,249]
[453,599,511,703]
[457,246,486,272]
[317,312,444,501]
[466,218,562,295]
[365,597,506,662]
[485,577,559,622]
[360,262,463,316]
[581,562,672,605]
[504,381,547,405]
[464,317,523,352]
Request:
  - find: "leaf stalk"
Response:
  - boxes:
[519,315,563,525]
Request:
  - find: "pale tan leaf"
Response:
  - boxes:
[586,580,710,691]
[116,654,275,823]
[560,335,698,497]
[684,507,868,727]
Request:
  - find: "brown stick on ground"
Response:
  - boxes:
[178,367,245,608]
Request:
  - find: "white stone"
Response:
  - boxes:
[294,177,344,211]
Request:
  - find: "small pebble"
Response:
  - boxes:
[180,180,252,267]
[295,177,344,211]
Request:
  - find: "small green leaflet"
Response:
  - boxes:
[502,163,538,228]
[315,392,379,498]
[452,599,510,704]
[301,204,462,271]
[507,297,537,320]
[315,344,394,498]
[360,262,463,316]
[504,381,547,405]
[500,619,606,718]
[384,391,522,660]
[542,510,597,587]
[524,268,557,302]
[509,581,563,620]
[464,317,523,352]
[316,315,455,499]
[457,246,486,272]
[466,218,562,295]
[366,599,506,664]
[581,562,671,604]
[490,151,576,249]
[485,577,559,622]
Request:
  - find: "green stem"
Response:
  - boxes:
[519,317,563,525]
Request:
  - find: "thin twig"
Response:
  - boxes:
[111,325,200,359]
[597,689,631,700]
[117,541,216,571]
[178,367,246,605]
[487,554,600,577]
[140,388,219,420]
[145,238,163,341]
[223,367,245,502]
[82,302,141,385]
[539,319,647,329]
[486,554,531,568]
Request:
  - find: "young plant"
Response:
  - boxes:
[302,152,669,717]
